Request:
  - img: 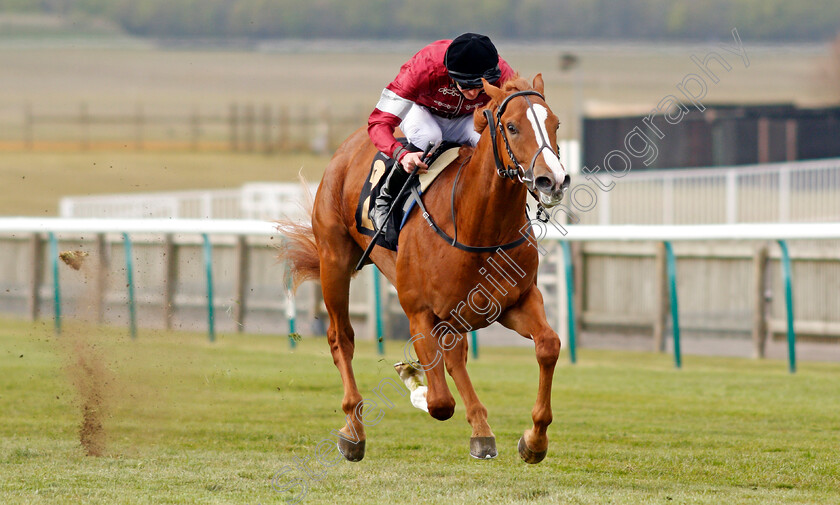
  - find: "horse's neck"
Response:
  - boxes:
[453,136,529,244]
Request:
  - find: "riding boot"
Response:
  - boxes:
[370,163,410,233]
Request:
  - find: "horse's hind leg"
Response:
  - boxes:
[498,285,560,464]
[318,233,366,462]
[442,334,497,459]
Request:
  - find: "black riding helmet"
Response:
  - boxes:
[444,33,502,89]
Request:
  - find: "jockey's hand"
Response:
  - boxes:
[400,151,428,174]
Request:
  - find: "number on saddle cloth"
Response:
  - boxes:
[354,140,461,251]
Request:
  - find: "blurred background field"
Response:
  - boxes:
[0,42,835,142]
[0,40,837,216]
[0,151,330,215]
[0,5,838,217]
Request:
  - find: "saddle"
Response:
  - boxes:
[354,141,462,251]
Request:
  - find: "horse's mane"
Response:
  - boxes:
[474,74,531,134]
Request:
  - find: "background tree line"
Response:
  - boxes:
[1,0,838,42]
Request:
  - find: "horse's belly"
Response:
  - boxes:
[415,254,537,331]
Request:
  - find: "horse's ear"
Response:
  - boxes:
[474,108,489,133]
[482,78,504,102]
[533,73,545,95]
[477,78,503,133]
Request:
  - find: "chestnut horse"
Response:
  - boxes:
[279,74,569,463]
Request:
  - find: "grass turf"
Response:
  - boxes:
[0,316,838,504]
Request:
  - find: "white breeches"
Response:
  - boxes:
[400,104,481,150]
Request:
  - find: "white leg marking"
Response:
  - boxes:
[410,386,429,412]
[394,362,429,412]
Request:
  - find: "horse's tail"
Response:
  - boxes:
[276,173,320,292]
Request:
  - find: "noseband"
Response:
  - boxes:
[409,90,562,253]
[483,89,563,221]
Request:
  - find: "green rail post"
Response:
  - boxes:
[121,233,138,340]
[470,330,478,360]
[777,240,796,374]
[48,232,61,335]
[286,267,297,349]
[201,234,215,343]
[664,241,682,369]
[560,241,577,364]
[373,268,384,355]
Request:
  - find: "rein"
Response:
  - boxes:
[411,180,531,253]
[409,89,563,253]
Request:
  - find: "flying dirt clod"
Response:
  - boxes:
[59,250,89,270]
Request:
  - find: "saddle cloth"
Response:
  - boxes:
[354,142,461,251]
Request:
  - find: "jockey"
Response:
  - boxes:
[367,32,515,232]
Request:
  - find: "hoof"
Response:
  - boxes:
[517,436,547,464]
[428,403,455,421]
[470,437,498,460]
[337,438,365,462]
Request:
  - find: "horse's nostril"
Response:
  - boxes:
[560,175,571,191]
[535,176,555,192]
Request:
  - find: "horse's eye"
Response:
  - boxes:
[506,123,518,134]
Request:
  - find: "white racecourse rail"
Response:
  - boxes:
[0,218,277,236]
[2,218,840,359]
[545,223,840,242]
[56,158,840,226]
[5,217,840,243]
[59,183,320,220]
[574,157,840,225]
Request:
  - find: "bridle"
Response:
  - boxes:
[483,89,564,221]
[410,89,564,252]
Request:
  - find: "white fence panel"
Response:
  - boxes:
[58,158,840,225]
[570,157,840,226]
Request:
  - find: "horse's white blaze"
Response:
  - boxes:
[526,104,566,181]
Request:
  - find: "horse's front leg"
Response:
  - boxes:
[442,334,497,459]
[498,284,561,464]
[407,311,456,421]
